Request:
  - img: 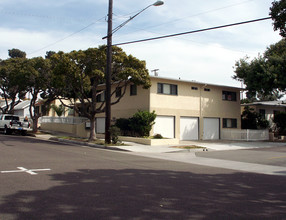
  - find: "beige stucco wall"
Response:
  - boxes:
[149,77,241,139]
[41,122,90,138]
[96,84,150,120]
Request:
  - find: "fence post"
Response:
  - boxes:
[247,129,249,141]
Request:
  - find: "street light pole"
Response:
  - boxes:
[104,0,164,144]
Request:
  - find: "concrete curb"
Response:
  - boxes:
[49,137,130,152]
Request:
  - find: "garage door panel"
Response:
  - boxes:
[203,118,219,140]
[154,116,175,139]
[96,118,105,134]
[180,117,199,140]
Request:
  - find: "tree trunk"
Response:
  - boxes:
[89,117,96,141]
[32,117,38,133]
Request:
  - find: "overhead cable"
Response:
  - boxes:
[113,17,272,46]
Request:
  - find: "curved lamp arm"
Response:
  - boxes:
[103,1,164,39]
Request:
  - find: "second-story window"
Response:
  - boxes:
[222,91,237,101]
[116,87,122,97]
[130,84,137,96]
[157,83,178,95]
[191,86,198,90]
[96,91,105,102]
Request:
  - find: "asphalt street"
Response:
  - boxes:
[196,145,286,167]
[1,134,286,219]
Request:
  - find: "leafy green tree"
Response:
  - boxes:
[25,57,52,132]
[270,0,286,38]
[241,106,269,129]
[233,39,286,98]
[8,48,26,58]
[0,51,28,113]
[49,46,151,141]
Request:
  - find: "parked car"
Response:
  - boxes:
[0,114,31,135]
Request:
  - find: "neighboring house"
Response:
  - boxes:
[0,99,31,117]
[36,99,75,117]
[241,101,286,127]
[13,100,32,118]
[94,76,242,140]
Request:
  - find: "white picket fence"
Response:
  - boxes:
[39,116,88,125]
[222,129,269,141]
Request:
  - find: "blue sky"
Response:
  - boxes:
[0,0,282,87]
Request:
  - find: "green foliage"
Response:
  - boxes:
[110,126,121,144]
[129,110,157,137]
[0,56,29,113]
[0,46,151,140]
[115,118,130,135]
[116,111,157,137]
[153,134,163,139]
[273,112,286,134]
[241,106,269,129]
[270,0,286,38]
[8,48,26,58]
[51,104,65,117]
[233,39,286,98]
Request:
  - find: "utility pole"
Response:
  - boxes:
[104,0,163,144]
[105,0,113,144]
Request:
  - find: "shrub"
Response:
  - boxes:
[110,126,121,144]
[51,104,65,117]
[115,118,130,135]
[129,110,157,137]
[241,106,269,129]
[273,112,286,135]
[153,134,163,139]
[115,110,157,137]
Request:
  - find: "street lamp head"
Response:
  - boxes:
[153,1,164,6]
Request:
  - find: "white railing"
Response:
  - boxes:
[39,116,88,125]
[222,129,269,141]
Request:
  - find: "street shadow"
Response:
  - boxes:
[1,169,286,219]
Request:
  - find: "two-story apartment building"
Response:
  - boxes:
[95,76,241,140]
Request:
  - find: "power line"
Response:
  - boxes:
[113,17,272,46]
[140,0,255,31]
[28,16,106,56]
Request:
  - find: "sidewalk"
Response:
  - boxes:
[34,133,286,176]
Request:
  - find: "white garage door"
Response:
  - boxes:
[203,118,220,140]
[180,117,199,140]
[153,116,175,139]
[96,118,105,134]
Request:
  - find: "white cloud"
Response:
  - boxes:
[0,28,101,59]
[0,0,282,88]
[122,39,245,87]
